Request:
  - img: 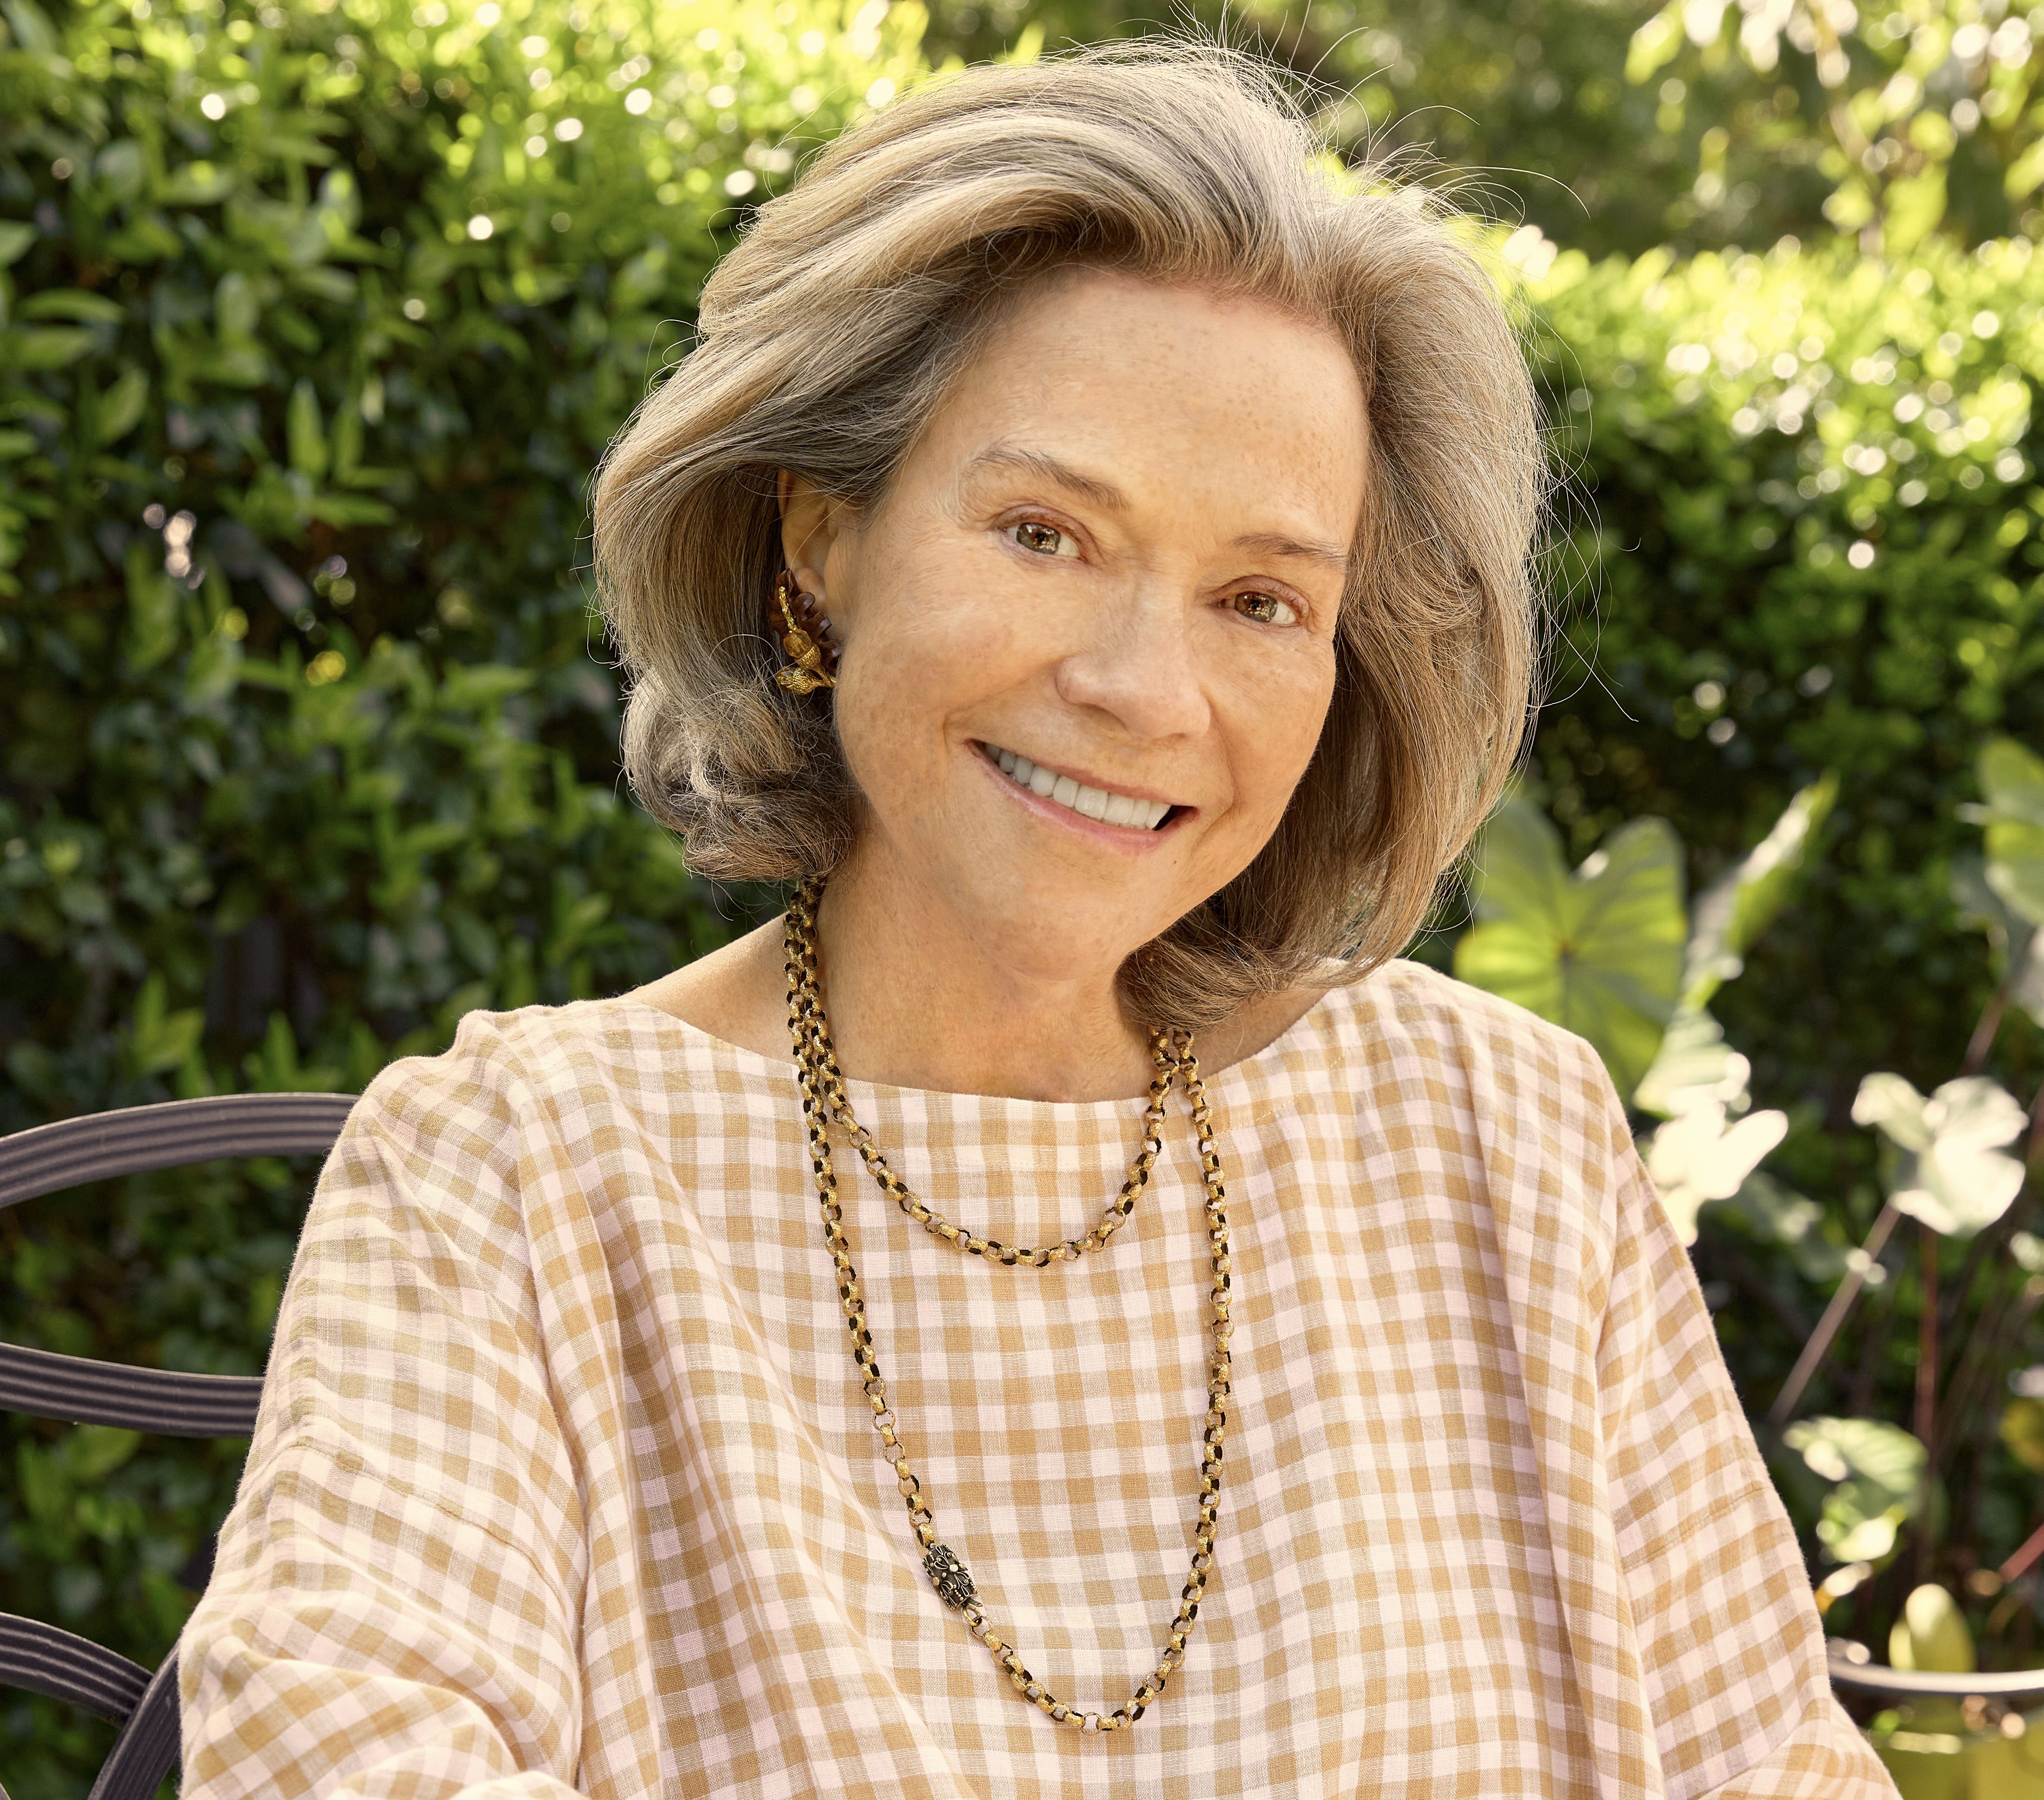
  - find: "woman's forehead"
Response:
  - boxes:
[918,274,1371,537]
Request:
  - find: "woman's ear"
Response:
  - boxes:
[777,470,849,604]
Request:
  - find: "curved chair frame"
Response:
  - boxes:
[0,1092,354,1800]
[1829,1657,2044,1702]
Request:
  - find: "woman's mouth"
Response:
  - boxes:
[979,743,1179,831]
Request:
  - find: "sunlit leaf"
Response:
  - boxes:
[1455,796,1686,1092]
[1634,1006,1739,1118]
[1681,773,1838,1013]
[1626,0,1685,82]
[1645,1097,1788,1245]
[1784,1416,1926,1566]
[1890,1583,1975,1675]
[1852,1071,2027,1237]
[1975,738,2044,927]
[2000,1398,2044,1474]
[1883,165,1948,258]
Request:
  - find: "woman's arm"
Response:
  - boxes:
[179,1030,591,1800]
[1598,1138,1899,1799]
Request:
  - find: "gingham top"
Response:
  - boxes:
[179,962,1897,1799]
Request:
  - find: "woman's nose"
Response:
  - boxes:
[1051,584,1212,743]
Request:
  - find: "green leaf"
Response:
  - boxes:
[123,539,178,672]
[307,492,395,527]
[95,138,146,200]
[162,160,236,205]
[0,0,59,55]
[1454,797,1687,1092]
[1820,178,1876,233]
[1952,854,2035,973]
[1852,1072,2027,1237]
[1883,166,1948,259]
[287,379,327,481]
[1681,773,1838,1012]
[1715,1171,1847,1285]
[94,368,148,447]
[1976,738,2044,927]
[1952,855,2044,1030]
[440,664,536,711]
[241,1012,345,1093]
[332,392,363,477]
[5,327,94,371]
[122,974,203,1077]
[1783,1416,1926,1566]
[0,220,34,266]
[1625,0,1684,83]
[2008,136,2044,202]
[19,289,124,324]
[102,212,183,263]
[62,1425,142,1483]
[1891,1583,1975,1675]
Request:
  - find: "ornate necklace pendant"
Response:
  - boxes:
[924,1542,977,1609]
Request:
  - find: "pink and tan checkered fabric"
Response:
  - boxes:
[179,962,1896,1799]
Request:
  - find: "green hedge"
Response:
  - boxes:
[1519,235,2043,1200]
[0,0,920,1788]
[4,0,2044,1788]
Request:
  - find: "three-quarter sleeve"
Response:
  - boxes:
[1597,1129,1898,1798]
[179,1030,592,1800]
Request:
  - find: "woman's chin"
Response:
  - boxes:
[934,870,1170,984]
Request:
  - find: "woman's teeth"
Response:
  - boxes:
[986,745,1172,830]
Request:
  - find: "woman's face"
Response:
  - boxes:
[785,268,1369,993]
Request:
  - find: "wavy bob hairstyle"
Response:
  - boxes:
[593,41,1543,1028]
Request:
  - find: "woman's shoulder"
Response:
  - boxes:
[1298,956,1629,1139]
[1288,962,1645,1265]
[341,994,744,1161]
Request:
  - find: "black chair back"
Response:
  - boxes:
[0,1093,354,1800]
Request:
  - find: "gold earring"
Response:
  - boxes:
[772,569,837,695]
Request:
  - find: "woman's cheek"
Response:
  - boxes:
[1237,643,1337,804]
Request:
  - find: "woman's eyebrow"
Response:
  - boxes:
[961,444,1128,510]
[1232,530,1350,570]
[963,445,1348,569]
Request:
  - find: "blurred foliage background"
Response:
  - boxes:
[2,0,2043,1787]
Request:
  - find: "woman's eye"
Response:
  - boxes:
[1011,521,1070,557]
[1230,591,1299,627]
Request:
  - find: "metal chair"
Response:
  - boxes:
[0,1092,354,1800]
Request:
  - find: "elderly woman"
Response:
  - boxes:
[179,43,1895,1800]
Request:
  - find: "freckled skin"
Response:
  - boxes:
[636,269,1370,1101]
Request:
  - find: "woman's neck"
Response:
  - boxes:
[626,857,1322,1105]
[811,847,1157,1101]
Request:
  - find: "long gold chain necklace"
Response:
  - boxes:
[782,878,1234,1733]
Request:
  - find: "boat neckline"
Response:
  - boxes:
[576,979,1356,1114]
